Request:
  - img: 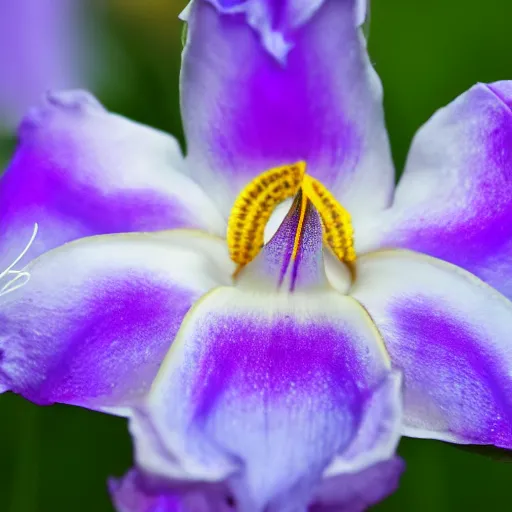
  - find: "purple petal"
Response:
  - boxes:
[0,90,225,272]
[312,373,403,511]
[352,250,512,448]
[0,0,85,127]
[358,81,512,300]
[311,458,404,512]
[0,231,234,414]
[109,470,182,512]
[132,227,393,510]
[181,0,394,218]
[238,192,328,292]
[109,469,236,512]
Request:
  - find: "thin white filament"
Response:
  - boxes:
[0,223,38,297]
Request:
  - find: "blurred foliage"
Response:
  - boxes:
[1,0,512,510]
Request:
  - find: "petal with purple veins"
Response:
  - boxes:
[181,0,395,219]
[132,197,395,511]
[357,81,512,300]
[351,249,512,448]
[0,90,225,271]
[0,230,234,415]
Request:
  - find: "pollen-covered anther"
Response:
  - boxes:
[227,163,356,268]
[227,162,306,266]
[302,175,356,263]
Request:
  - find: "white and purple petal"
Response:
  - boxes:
[351,249,512,448]
[181,0,395,218]
[109,469,233,512]
[132,198,397,511]
[311,458,404,512]
[0,230,234,415]
[0,90,225,270]
[358,81,512,299]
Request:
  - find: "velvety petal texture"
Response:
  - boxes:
[311,458,404,512]
[109,470,182,512]
[181,0,395,218]
[109,470,232,512]
[351,250,512,448]
[0,231,234,414]
[0,0,84,126]
[111,457,404,512]
[132,200,396,511]
[0,90,225,271]
[358,81,512,300]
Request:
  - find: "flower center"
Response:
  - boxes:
[227,162,356,268]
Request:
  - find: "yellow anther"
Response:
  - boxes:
[227,162,356,268]
[301,175,356,263]
[227,162,306,266]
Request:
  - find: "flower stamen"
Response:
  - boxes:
[227,164,356,269]
[227,162,306,266]
[302,175,356,264]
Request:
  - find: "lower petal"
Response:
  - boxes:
[351,249,512,447]
[311,458,404,512]
[109,470,232,512]
[132,284,393,511]
[0,230,233,414]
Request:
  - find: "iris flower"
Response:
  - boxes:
[1,0,512,510]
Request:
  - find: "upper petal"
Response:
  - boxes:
[351,249,512,448]
[357,81,512,300]
[0,230,234,415]
[181,0,395,218]
[0,90,226,271]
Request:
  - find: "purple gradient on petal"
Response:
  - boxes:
[209,8,359,183]
[109,469,235,512]
[183,0,394,215]
[310,457,404,512]
[379,81,512,299]
[109,470,182,512]
[390,296,512,445]
[134,284,396,510]
[191,314,368,428]
[0,90,215,270]
[181,312,378,510]
[0,273,201,409]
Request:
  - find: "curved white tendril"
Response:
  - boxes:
[0,223,38,297]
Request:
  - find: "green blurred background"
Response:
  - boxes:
[1,0,512,510]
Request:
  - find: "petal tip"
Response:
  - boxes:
[46,89,104,112]
[19,89,104,137]
[199,0,329,63]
